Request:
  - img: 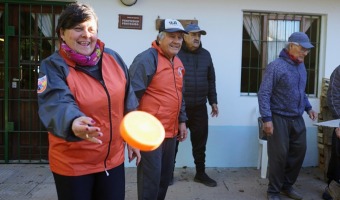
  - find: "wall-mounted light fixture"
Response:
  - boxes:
[120,0,137,6]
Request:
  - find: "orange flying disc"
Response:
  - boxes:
[120,111,165,151]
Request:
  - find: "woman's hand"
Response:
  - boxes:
[72,116,103,144]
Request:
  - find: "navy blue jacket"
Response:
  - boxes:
[178,42,217,107]
[258,49,312,122]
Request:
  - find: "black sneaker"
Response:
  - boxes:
[194,172,217,187]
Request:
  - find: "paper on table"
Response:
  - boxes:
[314,119,340,128]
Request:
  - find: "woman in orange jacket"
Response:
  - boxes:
[37,3,140,200]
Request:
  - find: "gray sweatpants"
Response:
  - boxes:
[267,114,307,194]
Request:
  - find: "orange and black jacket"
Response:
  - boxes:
[37,40,138,176]
[129,41,188,138]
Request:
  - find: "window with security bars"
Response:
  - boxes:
[241,11,321,96]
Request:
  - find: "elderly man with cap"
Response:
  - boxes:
[171,23,219,187]
[129,19,188,200]
[258,32,317,200]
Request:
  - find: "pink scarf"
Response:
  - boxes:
[61,42,102,66]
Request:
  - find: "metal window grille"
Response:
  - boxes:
[241,11,321,97]
[0,1,70,163]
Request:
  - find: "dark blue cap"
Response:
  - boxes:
[288,32,314,49]
[185,24,207,35]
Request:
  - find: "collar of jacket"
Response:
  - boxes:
[279,48,302,65]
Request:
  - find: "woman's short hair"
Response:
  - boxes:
[56,3,98,39]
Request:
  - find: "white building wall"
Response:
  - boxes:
[76,0,340,167]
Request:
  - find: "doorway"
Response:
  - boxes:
[0,1,70,163]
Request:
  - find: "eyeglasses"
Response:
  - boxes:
[291,42,311,54]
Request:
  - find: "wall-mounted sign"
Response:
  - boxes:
[119,14,143,30]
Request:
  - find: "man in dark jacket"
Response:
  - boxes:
[172,23,218,187]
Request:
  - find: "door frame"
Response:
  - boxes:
[1,0,73,163]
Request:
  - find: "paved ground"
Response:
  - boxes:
[0,164,327,200]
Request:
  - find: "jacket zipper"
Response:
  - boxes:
[75,67,112,176]
[170,60,181,135]
[194,54,198,105]
[101,81,112,176]
[296,66,301,110]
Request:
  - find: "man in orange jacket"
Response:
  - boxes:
[129,19,188,200]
